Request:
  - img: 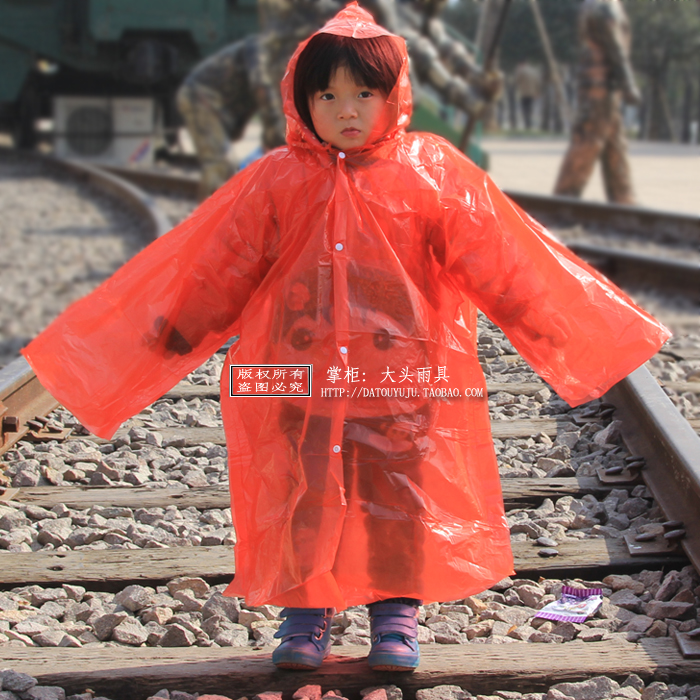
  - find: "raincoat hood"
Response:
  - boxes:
[281,1,413,152]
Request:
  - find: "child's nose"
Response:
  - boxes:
[338,100,358,119]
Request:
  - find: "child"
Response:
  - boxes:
[23,3,670,674]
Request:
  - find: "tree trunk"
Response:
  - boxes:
[507,76,517,130]
[472,0,510,134]
[696,61,700,143]
[475,0,509,59]
[540,69,552,132]
[528,0,570,132]
[659,81,678,142]
[646,75,664,140]
[640,80,650,140]
[681,71,693,143]
[552,82,563,134]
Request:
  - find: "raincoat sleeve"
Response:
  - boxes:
[434,142,670,406]
[22,159,278,438]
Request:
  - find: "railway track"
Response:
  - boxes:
[0,148,170,456]
[101,165,700,303]
[0,154,700,699]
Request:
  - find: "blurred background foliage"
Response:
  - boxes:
[443,0,700,142]
[444,0,579,70]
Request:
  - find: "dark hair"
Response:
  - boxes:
[293,33,403,138]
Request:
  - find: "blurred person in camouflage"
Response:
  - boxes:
[383,0,495,108]
[554,0,640,204]
[178,0,500,199]
[177,0,337,199]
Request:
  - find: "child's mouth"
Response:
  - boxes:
[342,128,361,137]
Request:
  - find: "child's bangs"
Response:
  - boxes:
[300,34,401,97]
[343,36,403,96]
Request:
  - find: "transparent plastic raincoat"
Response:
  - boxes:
[23,3,670,610]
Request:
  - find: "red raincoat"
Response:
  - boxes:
[23,4,670,610]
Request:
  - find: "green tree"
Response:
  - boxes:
[443,0,579,70]
[623,0,700,140]
[444,0,579,131]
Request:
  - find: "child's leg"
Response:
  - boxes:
[271,405,338,670]
[342,412,428,595]
[341,414,429,672]
[278,404,334,587]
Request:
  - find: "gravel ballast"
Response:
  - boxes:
[0,153,149,368]
[2,162,700,698]
[0,673,698,700]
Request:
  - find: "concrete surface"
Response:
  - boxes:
[482,136,700,217]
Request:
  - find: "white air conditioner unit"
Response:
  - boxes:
[53,96,157,165]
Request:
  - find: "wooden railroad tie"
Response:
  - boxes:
[0,537,687,590]
[11,477,626,512]
[2,638,700,700]
[87,418,592,447]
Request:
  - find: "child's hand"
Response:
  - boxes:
[164,326,193,356]
[147,316,193,357]
[520,308,571,349]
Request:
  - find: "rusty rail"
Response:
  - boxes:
[606,366,700,578]
[101,168,700,299]
[505,190,700,246]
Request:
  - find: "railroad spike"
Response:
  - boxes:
[604,465,624,475]
[662,520,684,531]
[1,416,20,433]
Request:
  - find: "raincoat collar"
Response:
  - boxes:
[281,2,412,156]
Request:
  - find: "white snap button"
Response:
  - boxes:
[340,346,348,354]
[338,152,346,159]
[333,445,341,453]
[335,243,344,251]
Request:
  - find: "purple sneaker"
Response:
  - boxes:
[367,601,420,671]
[272,607,334,670]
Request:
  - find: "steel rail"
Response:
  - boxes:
[0,147,172,240]
[103,168,700,247]
[0,152,171,457]
[505,190,700,246]
[102,167,700,298]
[103,164,200,199]
[499,195,700,575]
[566,241,700,301]
[500,194,700,573]
[606,367,700,578]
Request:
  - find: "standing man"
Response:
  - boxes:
[554,0,640,204]
[514,60,542,130]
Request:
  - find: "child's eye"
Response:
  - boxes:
[359,90,374,98]
[319,92,334,101]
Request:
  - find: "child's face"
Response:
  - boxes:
[309,66,388,150]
